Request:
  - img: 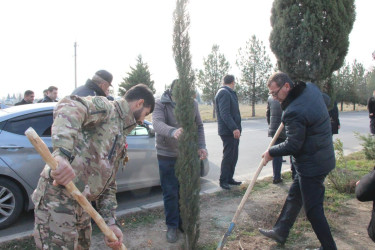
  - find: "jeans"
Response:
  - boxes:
[273,173,337,250]
[272,138,284,180]
[219,135,239,184]
[158,157,180,229]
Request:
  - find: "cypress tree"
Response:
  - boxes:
[172,0,200,249]
[270,0,355,83]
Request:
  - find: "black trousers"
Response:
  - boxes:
[370,117,375,134]
[219,135,239,184]
[273,173,337,250]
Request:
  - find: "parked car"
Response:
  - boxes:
[0,102,209,229]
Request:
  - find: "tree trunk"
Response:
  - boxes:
[340,100,344,111]
[353,102,356,111]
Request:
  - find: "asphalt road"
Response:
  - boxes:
[0,110,369,242]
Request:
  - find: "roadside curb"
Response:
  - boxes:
[0,230,33,245]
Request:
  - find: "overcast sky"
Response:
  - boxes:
[1,0,374,99]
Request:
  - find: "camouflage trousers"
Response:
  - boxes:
[32,177,92,250]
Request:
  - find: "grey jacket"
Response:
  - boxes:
[152,90,206,158]
[266,97,286,139]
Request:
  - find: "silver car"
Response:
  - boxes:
[0,102,210,229]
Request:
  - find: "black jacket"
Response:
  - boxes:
[328,101,340,134]
[368,96,375,118]
[15,99,32,106]
[72,79,106,97]
[40,96,57,103]
[266,97,286,139]
[215,86,241,136]
[356,169,375,242]
[269,82,335,177]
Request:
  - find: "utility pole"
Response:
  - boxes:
[74,42,77,89]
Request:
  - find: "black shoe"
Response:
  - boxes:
[166,228,178,243]
[273,178,283,184]
[220,183,231,190]
[259,228,286,244]
[228,179,242,185]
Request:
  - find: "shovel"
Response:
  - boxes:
[25,127,127,250]
[216,123,284,250]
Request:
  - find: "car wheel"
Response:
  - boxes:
[0,178,24,229]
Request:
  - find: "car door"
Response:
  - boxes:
[0,111,53,191]
[115,125,159,192]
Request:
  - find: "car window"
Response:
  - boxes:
[0,121,5,131]
[129,126,149,136]
[2,113,53,137]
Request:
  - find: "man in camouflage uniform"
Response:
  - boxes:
[32,84,155,250]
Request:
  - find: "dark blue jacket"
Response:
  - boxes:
[72,79,106,97]
[215,86,241,136]
[269,82,335,177]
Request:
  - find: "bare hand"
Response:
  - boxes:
[356,180,360,186]
[261,150,273,166]
[51,155,76,186]
[233,129,241,139]
[104,225,123,249]
[173,128,183,139]
[198,149,208,160]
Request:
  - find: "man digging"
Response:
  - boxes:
[32,84,154,249]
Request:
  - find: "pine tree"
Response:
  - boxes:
[270,0,355,83]
[118,55,155,96]
[236,35,273,117]
[366,68,375,94]
[173,0,200,249]
[196,44,230,118]
[351,60,366,108]
[332,62,351,111]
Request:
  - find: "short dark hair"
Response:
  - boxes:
[267,72,294,88]
[124,84,155,113]
[24,90,34,97]
[47,86,58,92]
[223,75,235,85]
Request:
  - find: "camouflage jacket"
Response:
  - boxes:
[42,95,136,225]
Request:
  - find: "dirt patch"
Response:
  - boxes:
[88,179,374,250]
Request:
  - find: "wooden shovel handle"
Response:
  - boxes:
[25,127,127,250]
[217,123,285,250]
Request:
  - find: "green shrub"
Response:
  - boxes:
[355,132,375,160]
[328,139,358,194]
